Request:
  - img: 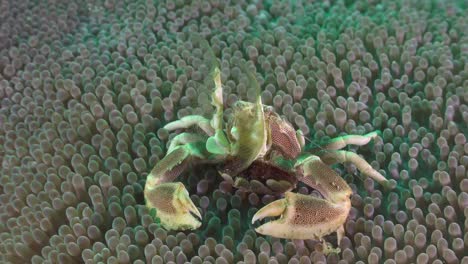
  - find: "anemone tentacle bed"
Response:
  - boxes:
[0,0,466,263]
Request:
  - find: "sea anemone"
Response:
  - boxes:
[0,0,467,263]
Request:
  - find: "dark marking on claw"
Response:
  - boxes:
[189,210,202,222]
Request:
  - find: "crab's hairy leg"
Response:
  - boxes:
[226,62,266,173]
[167,132,207,154]
[198,36,222,131]
[205,66,231,156]
[145,142,209,231]
[196,36,232,156]
[210,66,223,131]
[321,131,381,150]
[164,115,214,136]
[318,150,388,186]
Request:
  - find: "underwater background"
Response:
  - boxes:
[0,0,467,263]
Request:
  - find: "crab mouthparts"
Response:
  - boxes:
[237,160,298,194]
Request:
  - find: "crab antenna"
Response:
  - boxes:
[303,135,327,153]
[303,135,314,144]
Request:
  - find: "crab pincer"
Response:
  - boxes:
[252,155,355,254]
[252,191,351,240]
[146,182,202,230]
[144,145,205,230]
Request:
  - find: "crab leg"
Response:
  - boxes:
[205,66,232,156]
[311,130,388,186]
[167,132,207,154]
[252,156,352,248]
[318,150,388,186]
[321,131,381,150]
[164,115,215,136]
[225,62,267,173]
[192,36,232,157]
[210,66,224,130]
[145,142,209,231]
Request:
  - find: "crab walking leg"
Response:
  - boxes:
[205,66,232,156]
[199,33,223,132]
[321,131,381,150]
[167,132,206,154]
[210,66,224,131]
[164,115,215,136]
[194,35,232,156]
[319,150,388,186]
[252,155,352,250]
[145,143,207,231]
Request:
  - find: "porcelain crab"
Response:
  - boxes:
[144,57,388,252]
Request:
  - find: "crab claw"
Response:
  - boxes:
[252,192,350,241]
[146,182,202,231]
